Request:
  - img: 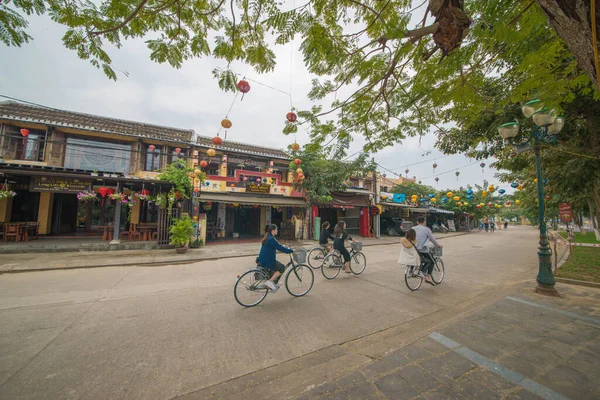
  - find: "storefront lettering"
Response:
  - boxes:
[30,177,90,193]
[246,183,270,194]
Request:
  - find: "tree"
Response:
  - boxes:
[391,182,436,198]
[289,138,370,204]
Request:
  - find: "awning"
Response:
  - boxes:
[318,191,371,208]
[198,192,307,207]
[429,208,455,215]
[380,202,411,208]
[409,208,430,214]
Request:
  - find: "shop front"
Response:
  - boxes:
[196,191,307,243]
[313,191,374,238]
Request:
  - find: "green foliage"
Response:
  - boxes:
[391,182,436,198]
[556,247,600,283]
[289,139,371,204]
[169,216,194,248]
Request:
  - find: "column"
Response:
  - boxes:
[260,206,267,232]
[131,201,141,224]
[37,192,53,235]
[0,197,13,222]
[220,154,228,177]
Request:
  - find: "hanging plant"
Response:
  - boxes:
[0,190,17,200]
[109,192,125,201]
[77,190,98,203]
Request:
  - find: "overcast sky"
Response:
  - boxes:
[0,7,509,193]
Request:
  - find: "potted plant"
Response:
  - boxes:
[169,216,194,254]
[91,170,99,177]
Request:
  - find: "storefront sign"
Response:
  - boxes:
[30,177,90,193]
[447,220,456,232]
[246,183,270,194]
[559,203,573,223]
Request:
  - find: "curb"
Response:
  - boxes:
[555,277,600,289]
[0,232,470,274]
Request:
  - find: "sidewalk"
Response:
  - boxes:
[0,231,469,273]
[179,282,600,400]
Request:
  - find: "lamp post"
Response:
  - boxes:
[498,100,565,296]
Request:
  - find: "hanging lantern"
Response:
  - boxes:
[464,202,469,206]
[431,198,437,203]
[213,136,223,146]
[243,177,248,181]
[418,180,422,185]
[193,178,200,185]
[286,112,297,123]
[455,171,460,181]
[477,204,482,209]
[405,169,409,176]
[230,184,235,188]
[435,177,439,184]
[534,178,538,183]
[294,158,302,166]
[543,179,549,184]
[207,148,216,157]
[291,143,300,152]
[221,118,232,129]
[457,202,463,207]
[488,202,493,207]
[466,189,473,195]
[432,163,437,173]
[428,194,434,198]
[446,192,453,198]
[511,182,519,189]
[148,144,156,152]
[498,189,506,195]
[480,162,485,173]
[194,187,199,193]
[506,201,511,206]
[20,128,30,137]
[194,169,201,176]
[442,198,448,204]
[517,185,523,191]
[453,196,460,201]
[205,181,210,186]
[488,185,495,192]
[516,200,521,205]
[237,79,250,95]
[482,190,488,197]
[175,147,181,155]
[98,187,109,205]
[200,160,208,168]
[263,178,268,183]
[298,173,305,180]
[256,178,261,183]
[296,168,303,174]
[188,172,195,178]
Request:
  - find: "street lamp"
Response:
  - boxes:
[498,100,565,296]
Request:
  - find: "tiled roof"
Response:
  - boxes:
[196,135,290,160]
[0,101,193,142]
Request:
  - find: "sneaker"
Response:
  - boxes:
[265,281,278,292]
[418,271,426,278]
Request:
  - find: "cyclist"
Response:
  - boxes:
[333,221,353,273]
[319,221,334,254]
[490,221,495,232]
[258,224,294,292]
[397,228,421,270]
[413,216,442,286]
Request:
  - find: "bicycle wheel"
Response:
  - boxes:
[234,269,269,307]
[350,252,366,275]
[308,247,326,269]
[285,264,315,297]
[404,265,423,291]
[432,258,445,284]
[321,253,342,280]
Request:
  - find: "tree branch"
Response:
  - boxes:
[89,0,150,36]
[345,0,379,17]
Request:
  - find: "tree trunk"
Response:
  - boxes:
[536,0,600,89]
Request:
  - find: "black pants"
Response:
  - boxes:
[418,251,435,275]
[336,246,351,263]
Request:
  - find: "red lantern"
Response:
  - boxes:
[148,144,156,152]
[107,188,115,195]
[237,80,250,94]
[175,191,183,200]
[98,187,109,205]
[230,184,235,188]
[294,158,302,166]
[20,129,29,137]
[213,136,223,145]
[175,147,181,155]
[298,173,305,180]
[243,177,248,181]
[477,204,482,209]
[286,112,297,123]
[141,189,150,196]
[200,160,208,168]
[194,187,199,193]
[488,202,493,207]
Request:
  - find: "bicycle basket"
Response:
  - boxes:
[429,246,443,257]
[293,249,307,264]
[351,242,363,252]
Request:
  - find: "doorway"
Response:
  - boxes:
[51,193,78,235]
[233,206,261,237]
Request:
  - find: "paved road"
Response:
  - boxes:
[0,227,540,399]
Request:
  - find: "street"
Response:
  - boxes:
[1,227,542,399]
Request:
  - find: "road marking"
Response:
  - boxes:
[429,332,569,400]
[506,296,600,326]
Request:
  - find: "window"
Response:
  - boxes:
[227,166,237,178]
[3,125,45,162]
[145,145,160,171]
[64,137,131,173]
[169,147,186,164]
[206,162,220,176]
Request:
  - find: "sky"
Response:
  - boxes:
[0,5,508,193]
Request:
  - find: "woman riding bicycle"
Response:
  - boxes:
[333,221,353,273]
[319,221,334,253]
[258,224,294,292]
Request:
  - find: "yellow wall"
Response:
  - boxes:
[197,213,207,244]
[0,197,12,222]
[37,192,54,235]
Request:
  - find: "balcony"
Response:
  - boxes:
[0,134,46,163]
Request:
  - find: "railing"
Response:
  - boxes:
[0,134,46,162]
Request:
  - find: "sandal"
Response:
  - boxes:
[425,279,436,286]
